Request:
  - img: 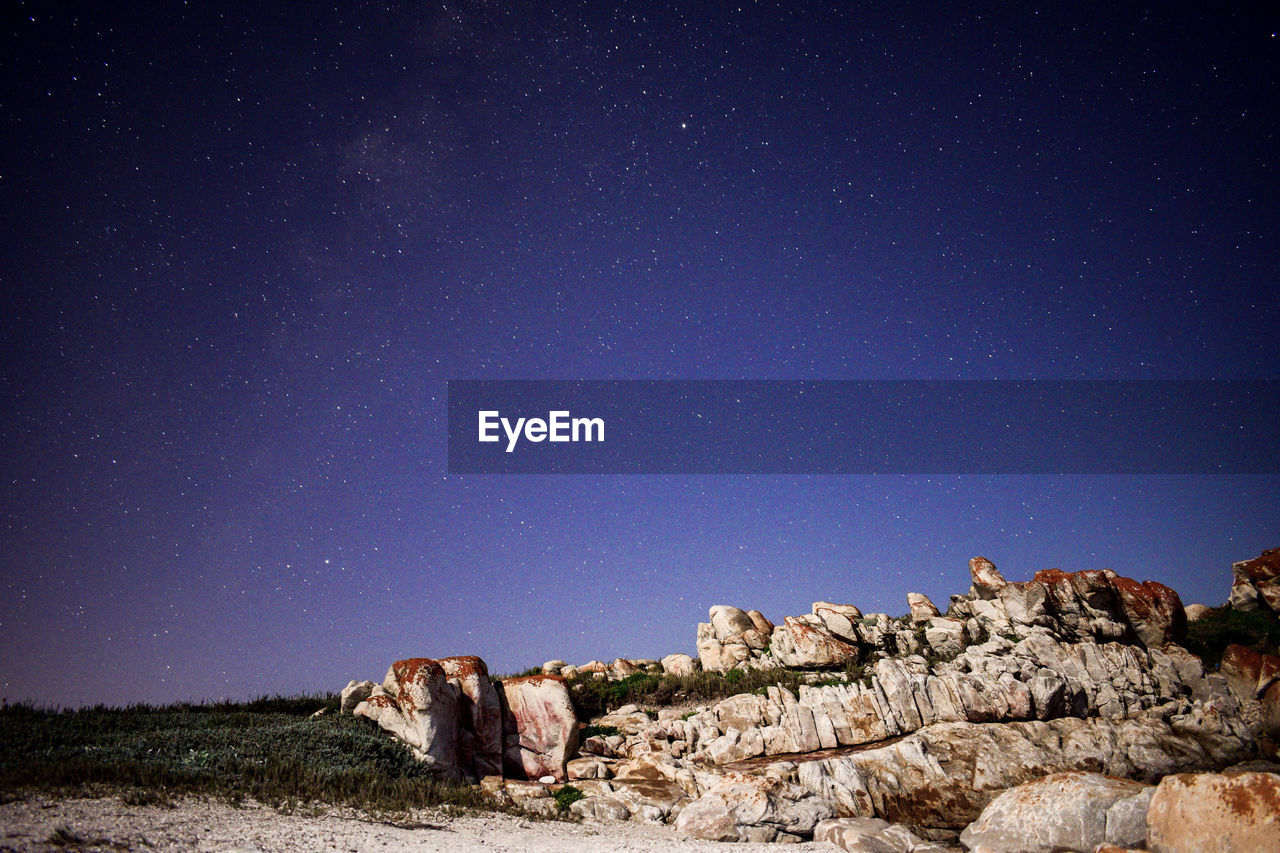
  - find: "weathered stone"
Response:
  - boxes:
[959,771,1150,853]
[567,756,615,780]
[710,605,757,639]
[771,616,861,669]
[609,658,640,679]
[1264,681,1280,741]
[1230,547,1280,615]
[923,617,966,658]
[1147,771,1280,852]
[438,655,504,778]
[1034,568,1130,642]
[355,658,460,775]
[970,557,1008,599]
[674,771,835,842]
[541,659,567,675]
[813,817,896,852]
[500,674,578,782]
[1111,576,1187,647]
[747,609,776,638]
[814,602,863,644]
[661,653,700,676]
[570,794,632,821]
[607,774,691,823]
[1106,785,1154,849]
[340,679,374,714]
[596,704,654,736]
[1221,644,1280,701]
[907,593,941,623]
[999,579,1052,628]
[1184,603,1212,622]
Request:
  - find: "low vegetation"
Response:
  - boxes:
[0,695,493,814]
[566,668,809,718]
[1184,606,1280,668]
[552,784,585,812]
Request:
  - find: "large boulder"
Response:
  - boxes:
[500,674,579,782]
[1220,644,1280,701]
[339,679,374,714]
[907,592,941,623]
[1185,603,1212,622]
[970,556,1008,599]
[1146,771,1280,852]
[661,653,700,676]
[1034,568,1131,643]
[770,616,860,669]
[354,658,461,776]
[437,655,504,778]
[959,771,1152,852]
[710,605,757,639]
[813,602,863,644]
[1230,547,1280,614]
[1111,576,1187,647]
[674,771,835,843]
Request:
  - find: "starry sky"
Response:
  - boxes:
[2,2,1278,708]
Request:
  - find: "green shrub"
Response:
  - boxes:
[580,725,619,739]
[553,784,585,811]
[565,668,808,718]
[1183,606,1280,668]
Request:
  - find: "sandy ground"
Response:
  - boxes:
[0,795,842,852]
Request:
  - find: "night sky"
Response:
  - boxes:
[3,2,1278,708]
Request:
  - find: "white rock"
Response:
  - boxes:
[959,771,1151,852]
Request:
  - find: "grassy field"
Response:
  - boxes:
[0,694,492,813]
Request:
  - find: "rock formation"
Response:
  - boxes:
[1230,547,1280,615]
[499,675,579,782]
[339,546,1280,849]
[353,658,461,776]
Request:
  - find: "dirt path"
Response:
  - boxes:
[0,795,840,852]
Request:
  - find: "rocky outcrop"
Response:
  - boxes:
[1229,547,1280,615]
[674,772,835,842]
[793,714,1254,828]
[649,633,1221,767]
[500,674,579,782]
[546,657,664,681]
[958,771,1152,852]
[906,592,940,623]
[1146,771,1280,852]
[696,560,1188,682]
[1221,644,1280,701]
[341,549,1279,844]
[948,561,1190,651]
[1184,602,1212,622]
[346,656,574,783]
[696,606,776,672]
[1219,644,1280,744]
